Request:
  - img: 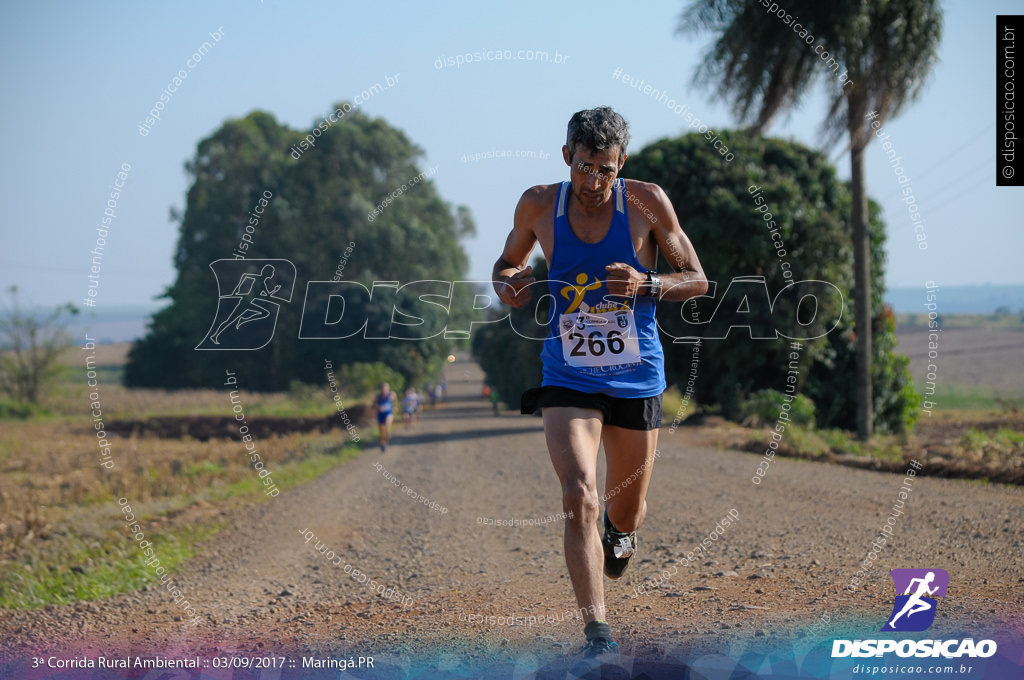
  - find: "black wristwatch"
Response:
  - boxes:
[645,271,662,299]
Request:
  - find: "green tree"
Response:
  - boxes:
[625,130,914,432]
[803,304,920,434]
[472,258,548,408]
[680,0,943,439]
[125,107,473,391]
[340,362,406,398]
[0,287,78,407]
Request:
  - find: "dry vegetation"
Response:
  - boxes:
[0,343,370,607]
[0,418,364,607]
[706,411,1024,484]
[0,423,354,546]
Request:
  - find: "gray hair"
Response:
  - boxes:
[565,107,630,162]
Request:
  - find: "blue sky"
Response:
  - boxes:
[0,0,1017,309]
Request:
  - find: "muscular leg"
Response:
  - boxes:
[602,425,659,533]
[543,406,605,624]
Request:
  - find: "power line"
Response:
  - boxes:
[912,155,995,208]
[923,173,993,215]
[881,122,996,201]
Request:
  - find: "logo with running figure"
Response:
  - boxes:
[196,259,296,350]
[881,568,949,632]
[560,273,602,314]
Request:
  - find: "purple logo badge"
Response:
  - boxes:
[881,568,949,632]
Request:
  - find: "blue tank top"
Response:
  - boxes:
[539,178,665,398]
[377,392,393,415]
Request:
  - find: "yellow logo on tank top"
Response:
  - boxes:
[560,272,635,314]
[560,273,602,313]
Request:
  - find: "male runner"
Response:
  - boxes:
[402,387,420,428]
[376,382,397,451]
[492,107,707,662]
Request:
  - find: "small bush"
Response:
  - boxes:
[340,363,405,398]
[819,428,862,456]
[0,399,50,420]
[740,389,815,428]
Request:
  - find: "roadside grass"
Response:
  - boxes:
[39,380,352,421]
[914,380,1024,412]
[0,341,374,608]
[692,378,1023,481]
[738,415,1022,485]
[745,424,905,463]
[0,522,222,609]
[744,420,1024,467]
[955,426,1024,462]
[1,435,363,609]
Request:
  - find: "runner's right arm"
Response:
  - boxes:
[492,188,544,308]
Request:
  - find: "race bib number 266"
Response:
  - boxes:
[559,310,641,369]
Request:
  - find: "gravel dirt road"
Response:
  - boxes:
[1,356,1021,677]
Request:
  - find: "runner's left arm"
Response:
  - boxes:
[645,183,708,302]
[605,183,708,302]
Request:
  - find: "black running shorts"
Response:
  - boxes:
[520,386,662,431]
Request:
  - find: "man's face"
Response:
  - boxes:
[562,145,625,210]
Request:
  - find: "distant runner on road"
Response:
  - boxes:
[376,383,398,451]
[491,107,707,666]
[402,387,421,428]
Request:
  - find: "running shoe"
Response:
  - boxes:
[581,636,619,660]
[569,621,623,679]
[601,512,638,580]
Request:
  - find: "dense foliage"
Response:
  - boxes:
[125,107,473,391]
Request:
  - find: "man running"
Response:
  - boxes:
[376,382,397,451]
[402,387,420,428]
[492,107,707,663]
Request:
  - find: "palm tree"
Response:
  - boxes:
[679,0,942,439]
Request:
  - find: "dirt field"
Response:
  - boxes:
[0,358,1022,677]
[896,326,1024,394]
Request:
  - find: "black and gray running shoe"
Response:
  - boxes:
[601,528,637,580]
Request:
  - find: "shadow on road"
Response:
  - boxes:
[421,407,527,421]
[392,425,543,446]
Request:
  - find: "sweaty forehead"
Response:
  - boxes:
[573,147,623,169]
